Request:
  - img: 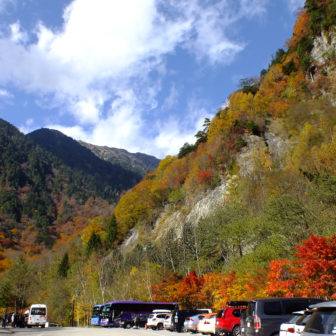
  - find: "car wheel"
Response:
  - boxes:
[157,323,163,330]
[232,325,240,336]
[125,323,132,329]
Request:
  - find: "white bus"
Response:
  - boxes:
[27,304,47,328]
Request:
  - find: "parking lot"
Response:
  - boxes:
[0,327,199,335]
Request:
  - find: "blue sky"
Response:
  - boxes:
[0,0,304,159]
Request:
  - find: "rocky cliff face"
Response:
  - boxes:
[311,31,336,68]
[122,123,291,252]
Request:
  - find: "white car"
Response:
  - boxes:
[164,314,174,330]
[294,311,314,336]
[280,311,305,336]
[197,313,217,335]
[302,301,336,336]
[147,310,171,330]
[184,314,206,332]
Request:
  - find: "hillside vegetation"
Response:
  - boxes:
[1,0,336,325]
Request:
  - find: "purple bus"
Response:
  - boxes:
[99,300,178,328]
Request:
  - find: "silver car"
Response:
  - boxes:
[302,301,336,336]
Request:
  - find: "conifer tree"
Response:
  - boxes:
[87,231,102,256]
[105,214,117,247]
[58,252,70,278]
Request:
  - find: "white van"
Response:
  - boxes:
[27,304,47,328]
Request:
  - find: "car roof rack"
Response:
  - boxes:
[226,301,250,307]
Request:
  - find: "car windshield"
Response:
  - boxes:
[297,313,312,326]
[305,308,336,334]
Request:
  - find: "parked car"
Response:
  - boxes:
[302,301,336,336]
[197,313,217,335]
[244,298,323,336]
[164,314,174,330]
[293,310,315,336]
[173,308,212,332]
[280,311,305,336]
[216,301,249,336]
[184,314,208,333]
[147,310,172,330]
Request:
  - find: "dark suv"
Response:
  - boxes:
[243,298,323,336]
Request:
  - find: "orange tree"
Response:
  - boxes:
[294,234,336,299]
[265,235,336,299]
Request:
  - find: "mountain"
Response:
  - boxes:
[2,0,336,325]
[28,128,144,199]
[111,0,336,287]
[0,121,151,256]
[78,140,160,177]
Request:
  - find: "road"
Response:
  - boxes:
[0,327,194,336]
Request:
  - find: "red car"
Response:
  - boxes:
[215,301,248,336]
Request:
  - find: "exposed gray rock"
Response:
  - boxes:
[311,31,336,67]
[236,135,268,177]
[152,176,236,241]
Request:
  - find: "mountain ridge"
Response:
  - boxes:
[78,140,160,177]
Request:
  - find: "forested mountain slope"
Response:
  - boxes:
[0,121,144,265]
[109,0,336,300]
[28,128,143,199]
[78,140,160,178]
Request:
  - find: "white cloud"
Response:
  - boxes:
[0,0,269,157]
[10,22,27,42]
[46,124,88,141]
[19,118,34,134]
[0,88,12,98]
[153,118,196,157]
[161,84,179,111]
[69,93,104,125]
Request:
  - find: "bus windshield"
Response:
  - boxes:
[92,306,103,317]
[101,305,111,318]
[31,308,46,315]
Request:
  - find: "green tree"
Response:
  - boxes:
[0,281,13,308]
[87,231,102,256]
[46,278,72,326]
[5,255,35,310]
[269,48,286,67]
[58,253,70,278]
[105,215,117,247]
[178,143,196,159]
